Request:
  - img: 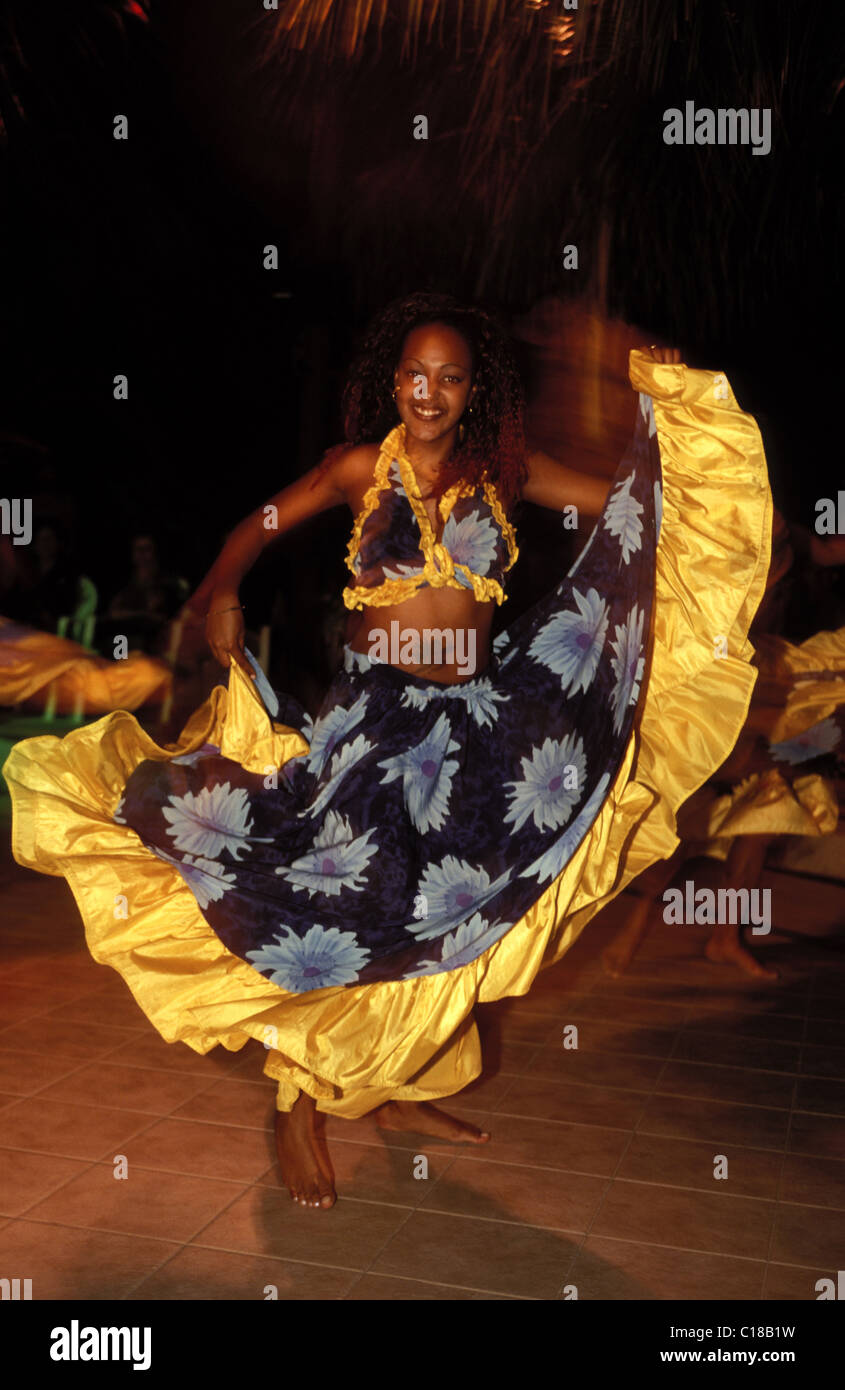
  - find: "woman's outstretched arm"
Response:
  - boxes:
[187,445,374,673]
[521,451,613,518]
[521,346,681,518]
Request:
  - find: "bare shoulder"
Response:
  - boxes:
[328,442,382,511]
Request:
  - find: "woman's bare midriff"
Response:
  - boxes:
[345,587,495,685]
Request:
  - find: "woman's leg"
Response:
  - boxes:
[373,1100,490,1143]
[275,1092,337,1210]
[705,834,778,979]
[602,845,686,976]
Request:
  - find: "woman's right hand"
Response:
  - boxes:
[204,594,256,679]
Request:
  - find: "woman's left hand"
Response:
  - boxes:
[648,345,682,364]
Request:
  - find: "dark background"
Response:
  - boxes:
[0,0,842,668]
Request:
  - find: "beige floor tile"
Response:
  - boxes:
[481,1009,559,1046]
[0,1049,84,1097]
[0,1218,179,1299]
[638,1093,790,1150]
[0,1016,133,1062]
[372,1207,577,1297]
[418,1155,607,1232]
[0,984,68,1026]
[806,993,845,1019]
[787,1111,845,1159]
[0,1148,92,1217]
[618,1133,782,1199]
[801,1044,845,1079]
[565,1020,678,1058]
[37,1062,215,1116]
[344,1272,515,1299]
[763,1262,838,1300]
[778,1153,845,1209]
[445,1070,518,1110]
[567,1236,764,1300]
[584,975,697,1004]
[592,1180,775,1259]
[493,1076,648,1130]
[656,1060,795,1109]
[769,1202,845,1269]
[128,1244,357,1300]
[560,994,688,1029]
[805,1018,844,1047]
[172,1077,276,1129]
[0,1097,156,1160]
[25,1162,246,1242]
[476,1039,541,1075]
[102,1030,248,1077]
[671,1030,801,1073]
[119,1117,275,1182]
[192,1186,411,1269]
[41,992,150,1031]
[528,1045,665,1091]
[794,1076,845,1116]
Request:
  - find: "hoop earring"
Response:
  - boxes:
[458,421,466,445]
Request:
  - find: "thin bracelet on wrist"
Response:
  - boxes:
[205,604,244,621]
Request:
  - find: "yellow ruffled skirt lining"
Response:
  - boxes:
[3,352,772,1117]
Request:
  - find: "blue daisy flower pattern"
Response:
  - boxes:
[639,392,657,438]
[521,773,612,884]
[567,523,597,580]
[404,912,513,977]
[388,459,408,498]
[152,846,237,910]
[162,783,268,861]
[378,712,461,834]
[504,733,587,834]
[246,923,370,991]
[115,386,663,990]
[276,810,379,896]
[529,587,609,695]
[411,856,492,933]
[401,677,508,729]
[304,732,374,818]
[307,692,369,778]
[441,509,499,577]
[603,472,644,564]
[609,604,646,735]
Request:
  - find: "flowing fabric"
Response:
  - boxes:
[3,352,773,1117]
[0,616,172,712]
[679,626,845,852]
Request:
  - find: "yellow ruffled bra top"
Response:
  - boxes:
[342,424,518,610]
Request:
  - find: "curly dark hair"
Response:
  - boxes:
[321,292,529,507]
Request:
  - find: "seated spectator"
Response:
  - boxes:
[105,534,189,654]
[2,522,81,632]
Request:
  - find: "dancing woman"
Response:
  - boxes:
[4,292,772,1210]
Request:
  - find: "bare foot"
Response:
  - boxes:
[705,934,779,980]
[374,1100,491,1144]
[275,1092,336,1209]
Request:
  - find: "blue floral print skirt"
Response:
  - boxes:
[113,397,662,991]
[3,353,774,1113]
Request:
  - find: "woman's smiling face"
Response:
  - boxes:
[393,322,474,444]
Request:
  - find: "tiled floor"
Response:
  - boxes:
[1,807,844,1300]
